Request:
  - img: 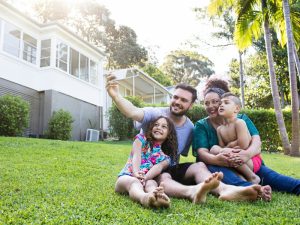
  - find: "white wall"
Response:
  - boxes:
[0,53,103,106]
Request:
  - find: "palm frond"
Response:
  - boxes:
[234,11,263,50]
[207,0,235,16]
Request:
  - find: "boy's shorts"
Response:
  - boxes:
[252,154,262,173]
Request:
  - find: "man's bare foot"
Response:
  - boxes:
[219,184,261,201]
[191,172,222,204]
[258,185,272,201]
[153,183,170,208]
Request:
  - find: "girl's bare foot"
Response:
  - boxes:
[153,183,171,208]
[141,192,157,208]
[192,172,222,204]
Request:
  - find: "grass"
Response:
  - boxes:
[0,137,299,225]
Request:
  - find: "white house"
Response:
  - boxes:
[0,0,106,140]
[0,1,171,140]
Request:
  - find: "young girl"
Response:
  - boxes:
[115,116,178,208]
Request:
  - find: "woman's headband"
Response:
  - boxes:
[204,87,226,97]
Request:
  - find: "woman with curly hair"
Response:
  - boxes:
[115,116,177,208]
[193,78,300,198]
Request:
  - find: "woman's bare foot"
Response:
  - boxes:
[191,172,222,204]
[258,185,272,201]
[219,184,261,201]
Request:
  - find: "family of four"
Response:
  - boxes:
[106,74,300,208]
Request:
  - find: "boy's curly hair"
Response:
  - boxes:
[204,78,230,97]
[145,116,178,161]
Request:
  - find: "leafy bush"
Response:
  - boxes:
[0,95,29,136]
[187,105,292,152]
[108,97,293,151]
[241,108,292,152]
[108,96,144,140]
[46,109,74,140]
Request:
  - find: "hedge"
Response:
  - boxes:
[187,105,292,152]
[108,101,293,152]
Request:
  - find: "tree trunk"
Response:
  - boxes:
[293,42,300,78]
[283,0,300,156]
[263,17,291,154]
[239,51,245,108]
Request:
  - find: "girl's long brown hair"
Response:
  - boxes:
[145,116,178,161]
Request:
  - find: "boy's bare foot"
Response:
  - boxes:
[192,172,222,204]
[249,174,261,184]
[219,184,261,201]
[258,185,272,201]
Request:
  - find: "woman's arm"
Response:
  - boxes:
[144,160,169,181]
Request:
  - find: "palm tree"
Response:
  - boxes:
[208,0,292,154]
[282,0,300,156]
[212,11,246,108]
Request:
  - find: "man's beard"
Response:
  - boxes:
[169,105,188,117]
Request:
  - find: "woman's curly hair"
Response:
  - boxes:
[204,78,230,97]
[145,116,178,161]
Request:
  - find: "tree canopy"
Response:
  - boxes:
[28,0,148,69]
[161,50,214,87]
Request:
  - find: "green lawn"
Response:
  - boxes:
[0,137,299,224]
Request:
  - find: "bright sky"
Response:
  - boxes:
[98,0,238,76]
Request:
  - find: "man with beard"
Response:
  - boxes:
[106,74,268,203]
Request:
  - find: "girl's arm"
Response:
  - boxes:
[144,160,169,181]
[131,138,142,177]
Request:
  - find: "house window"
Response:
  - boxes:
[23,33,37,64]
[69,48,79,77]
[3,22,21,57]
[40,39,51,67]
[56,42,68,72]
[90,60,98,85]
[80,54,89,82]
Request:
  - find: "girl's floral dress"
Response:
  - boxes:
[118,134,170,177]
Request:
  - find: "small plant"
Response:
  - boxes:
[0,94,29,136]
[46,109,74,140]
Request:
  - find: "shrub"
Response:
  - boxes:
[187,105,292,152]
[241,108,292,152]
[108,96,144,140]
[0,95,29,136]
[46,109,73,140]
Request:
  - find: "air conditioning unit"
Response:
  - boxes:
[86,129,100,142]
